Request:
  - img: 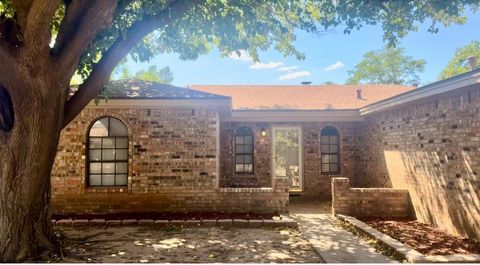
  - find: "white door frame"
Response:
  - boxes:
[271,125,303,191]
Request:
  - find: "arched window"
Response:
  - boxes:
[321,126,340,174]
[88,117,128,187]
[235,126,254,173]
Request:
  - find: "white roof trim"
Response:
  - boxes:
[360,69,480,115]
[223,110,363,122]
[86,98,232,109]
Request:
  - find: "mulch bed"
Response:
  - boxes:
[53,212,277,221]
[362,218,480,255]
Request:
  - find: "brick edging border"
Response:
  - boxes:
[336,214,480,263]
[52,217,298,229]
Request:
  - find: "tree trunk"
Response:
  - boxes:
[0,75,65,261]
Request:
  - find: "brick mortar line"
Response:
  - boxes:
[336,214,480,263]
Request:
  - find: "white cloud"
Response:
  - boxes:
[278,70,311,80]
[228,50,253,62]
[249,61,283,70]
[324,61,345,71]
[277,66,300,72]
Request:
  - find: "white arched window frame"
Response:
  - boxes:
[87,117,128,187]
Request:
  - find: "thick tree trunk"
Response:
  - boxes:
[0,76,65,261]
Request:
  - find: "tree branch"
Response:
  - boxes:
[12,0,58,52]
[54,0,118,75]
[62,18,158,127]
[62,0,199,127]
[11,0,33,31]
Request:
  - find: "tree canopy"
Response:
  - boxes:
[114,64,174,83]
[439,40,480,79]
[346,47,426,85]
[1,1,478,126]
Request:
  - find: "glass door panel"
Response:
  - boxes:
[273,127,302,191]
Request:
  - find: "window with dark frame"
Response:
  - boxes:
[88,117,128,187]
[320,126,340,174]
[235,126,254,173]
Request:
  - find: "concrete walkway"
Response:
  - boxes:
[289,198,396,263]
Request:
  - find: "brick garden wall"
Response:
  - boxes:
[356,83,480,239]
[219,121,360,197]
[51,106,288,214]
[332,178,411,218]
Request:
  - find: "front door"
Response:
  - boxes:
[272,126,302,192]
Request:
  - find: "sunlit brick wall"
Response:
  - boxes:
[356,83,480,240]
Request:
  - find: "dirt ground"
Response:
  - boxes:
[364,218,480,255]
[56,226,324,263]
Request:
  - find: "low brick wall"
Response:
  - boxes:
[52,178,289,214]
[332,178,411,218]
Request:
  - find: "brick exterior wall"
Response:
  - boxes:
[51,106,288,214]
[219,122,272,188]
[355,84,480,240]
[303,122,359,196]
[219,122,359,197]
[332,178,411,218]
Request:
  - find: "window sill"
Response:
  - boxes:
[84,186,128,193]
[216,187,274,193]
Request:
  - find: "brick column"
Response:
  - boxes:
[331,177,350,215]
[274,178,289,213]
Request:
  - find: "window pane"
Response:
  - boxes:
[116,162,128,174]
[321,136,330,143]
[235,136,244,144]
[235,145,244,154]
[110,118,128,136]
[102,175,115,186]
[244,145,253,154]
[244,164,253,172]
[102,138,115,148]
[89,150,101,161]
[330,164,338,173]
[102,149,115,160]
[116,149,128,160]
[330,155,338,163]
[244,155,253,164]
[244,136,253,144]
[321,145,330,153]
[235,164,244,172]
[89,138,102,149]
[235,155,244,164]
[116,138,128,148]
[116,174,127,186]
[89,175,101,186]
[90,163,101,174]
[102,163,115,174]
[321,164,330,173]
[330,136,338,144]
[322,155,330,163]
[329,145,338,153]
[89,118,109,137]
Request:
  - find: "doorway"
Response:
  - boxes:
[272,126,303,192]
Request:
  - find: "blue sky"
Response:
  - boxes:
[125,10,480,87]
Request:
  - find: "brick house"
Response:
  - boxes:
[52,69,480,240]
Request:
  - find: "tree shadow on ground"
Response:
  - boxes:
[56,226,324,263]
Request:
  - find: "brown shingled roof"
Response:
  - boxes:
[70,79,228,100]
[189,84,414,110]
